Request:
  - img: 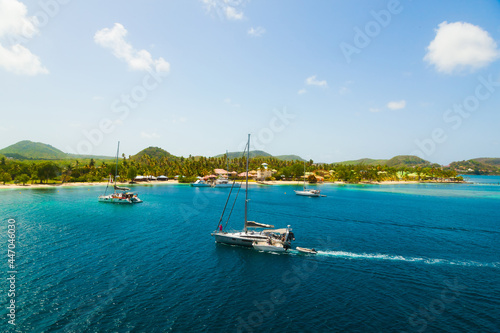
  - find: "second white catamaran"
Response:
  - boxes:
[98,142,142,204]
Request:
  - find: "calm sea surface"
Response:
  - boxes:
[1,177,499,332]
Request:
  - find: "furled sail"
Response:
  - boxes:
[114,185,131,191]
[245,221,274,228]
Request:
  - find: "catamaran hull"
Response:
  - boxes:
[98,196,142,204]
[294,190,321,197]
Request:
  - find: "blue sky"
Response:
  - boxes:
[1,0,500,165]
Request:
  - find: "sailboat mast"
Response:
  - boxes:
[244,134,249,232]
[115,141,120,182]
[303,160,306,190]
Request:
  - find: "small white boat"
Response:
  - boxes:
[190,179,211,187]
[296,247,317,254]
[214,150,241,188]
[213,177,241,188]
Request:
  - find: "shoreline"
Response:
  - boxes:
[0,179,466,190]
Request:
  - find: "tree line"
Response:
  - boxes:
[0,154,462,185]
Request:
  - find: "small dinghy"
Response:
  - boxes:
[296,247,317,254]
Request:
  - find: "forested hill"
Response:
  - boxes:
[0,140,68,160]
[337,155,433,167]
[214,150,305,161]
[449,158,500,174]
[131,147,178,161]
[0,140,114,160]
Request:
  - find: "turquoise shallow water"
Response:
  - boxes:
[1,178,499,332]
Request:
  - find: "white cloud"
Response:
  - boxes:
[0,0,37,37]
[94,23,170,73]
[297,89,307,95]
[201,0,245,21]
[0,43,48,75]
[140,131,161,139]
[248,26,265,37]
[369,108,380,113]
[225,6,243,20]
[424,21,499,74]
[305,75,327,87]
[0,0,48,75]
[387,100,406,110]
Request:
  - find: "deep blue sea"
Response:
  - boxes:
[1,177,499,332]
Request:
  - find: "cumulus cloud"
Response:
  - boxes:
[248,26,265,37]
[0,44,48,75]
[297,89,307,95]
[0,0,48,75]
[201,0,245,21]
[94,23,170,73]
[225,6,243,20]
[387,100,406,110]
[424,21,499,74]
[369,108,380,113]
[305,75,328,87]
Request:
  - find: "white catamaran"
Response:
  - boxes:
[98,142,142,204]
[211,134,294,252]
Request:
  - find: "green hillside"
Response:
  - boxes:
[215,151,304,161]
[215,150,272,159]
[386,155,432,167]
[449,158,500,174]
[336,155,432,167]
[0,140,68,160]
[337,158,387,165]
[474,158,500,166]
[274,154,305,162]
[131,146,178,161]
